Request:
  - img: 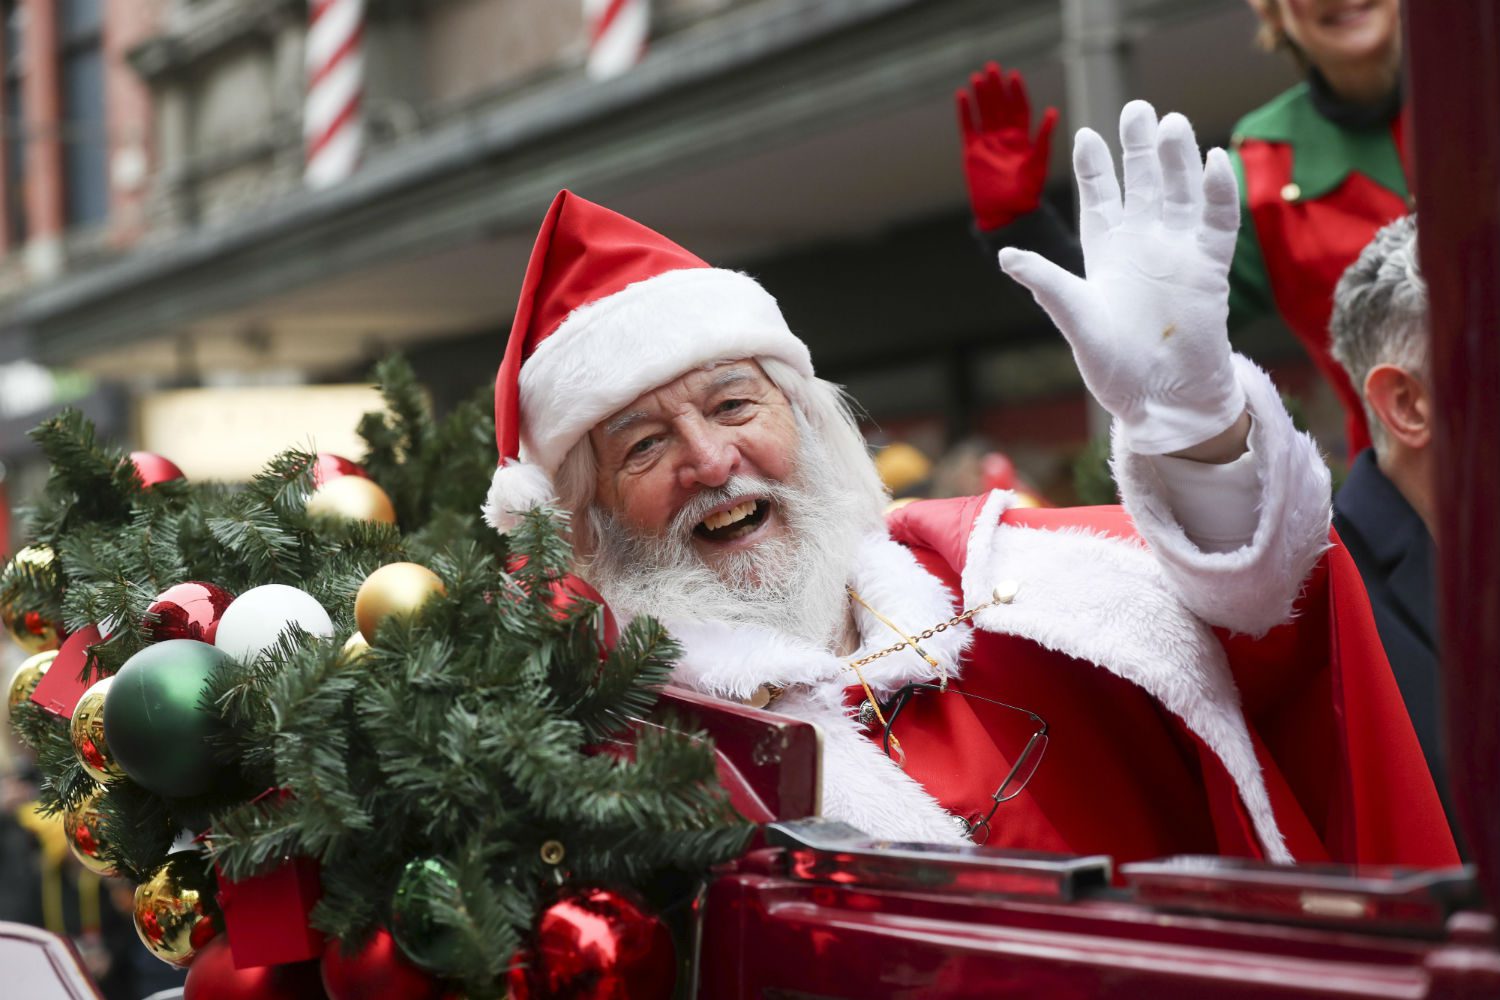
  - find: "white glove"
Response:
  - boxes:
[999,101,1245,455]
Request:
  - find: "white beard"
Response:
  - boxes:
[585,434,880,650]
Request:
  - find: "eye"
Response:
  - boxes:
[715,398,750,415]
[627,435,660,458]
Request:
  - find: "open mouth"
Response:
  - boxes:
[693,498,770,542]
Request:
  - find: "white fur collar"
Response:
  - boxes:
[663,495,1291,862]
[662,530,977,846]
[664,530,970,701]
[960,490,1291,863]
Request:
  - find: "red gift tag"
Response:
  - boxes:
[30,624,102,718]
[214,789,325,969]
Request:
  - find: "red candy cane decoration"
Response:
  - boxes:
[585,0,650,81]
[304,0,365,189]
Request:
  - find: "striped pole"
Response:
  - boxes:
[304,0,366,189]
[584,0,650,81]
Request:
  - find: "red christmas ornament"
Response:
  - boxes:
[321,929,441,1000]
[183,936,325,1000]
[312,453,369,487]
[504,558,619,653]
[130,451,185,486]
[548,574,620,651]
[146,582,235,645]
[506,887,675,1000]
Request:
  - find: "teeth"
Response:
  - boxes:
[701,500,757,532]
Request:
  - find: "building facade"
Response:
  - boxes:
[0,0,1314,506]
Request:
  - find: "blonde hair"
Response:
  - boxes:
[1245,0,1307,65]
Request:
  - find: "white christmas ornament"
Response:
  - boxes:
[213,584,334,663]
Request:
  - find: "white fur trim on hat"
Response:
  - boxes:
[481,459,557,533]
[517,267,814,475]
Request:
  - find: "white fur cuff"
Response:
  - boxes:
[1112,354,1332,636]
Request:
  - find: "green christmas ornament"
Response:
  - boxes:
[389,857,464,973]
[102,639,230,798]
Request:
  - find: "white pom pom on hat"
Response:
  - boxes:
[481,458,559,533]
[482,190,814,534]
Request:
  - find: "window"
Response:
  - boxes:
[58,0,105,229]
[3,0,25,246]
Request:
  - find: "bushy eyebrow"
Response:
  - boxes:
[603,409,650,436]
[602,366,762,438]
[709,367,758,390]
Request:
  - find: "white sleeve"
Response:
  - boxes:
[1112,354,1333,636]
[1144,440,1261,554]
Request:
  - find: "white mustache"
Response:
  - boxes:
[669,476,791,536]
[588,432,880,650]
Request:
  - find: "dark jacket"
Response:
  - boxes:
[1332,449,1443,801]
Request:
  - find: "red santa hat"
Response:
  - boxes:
[483,190,815,532]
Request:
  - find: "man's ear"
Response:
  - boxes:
[1364,363,1432,450]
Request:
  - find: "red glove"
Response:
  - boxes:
[956,62,1059,231]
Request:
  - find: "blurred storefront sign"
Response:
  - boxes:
[136,384,386,481]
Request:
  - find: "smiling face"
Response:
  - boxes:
[589,360,801,573]
[576,358,878,648]
[1259,0,1401,76]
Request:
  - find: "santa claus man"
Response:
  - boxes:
[482,102,1456,868]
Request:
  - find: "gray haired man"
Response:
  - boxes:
[1329,214,1443,801]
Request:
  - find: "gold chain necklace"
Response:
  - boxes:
[748,582,1021,742]
[835,583,1019,760]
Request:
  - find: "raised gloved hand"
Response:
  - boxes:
[998,101,1245,456]
[957,61,1059,231]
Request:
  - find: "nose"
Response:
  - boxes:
[677,420,740,489]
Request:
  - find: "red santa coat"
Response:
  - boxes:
[884,498,1455,867]
[665,358,1456,868]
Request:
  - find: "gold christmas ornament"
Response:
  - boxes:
[133,858,211,967]
[540,840,566,866]
[7,650,57,714]
[306,476,397,526]
[4,542,55,581]
[70,676,124,783]
[5,614,61,655]
[355,562,446,644]
[6,543,55,575]
[1,546,63,654]
[340,630,371,664]
[63,785,118,877]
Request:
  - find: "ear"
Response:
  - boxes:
[1248,0,1283,36]
[1364,364,1431,450]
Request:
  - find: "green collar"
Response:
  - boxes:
[1232,83,1408,202]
